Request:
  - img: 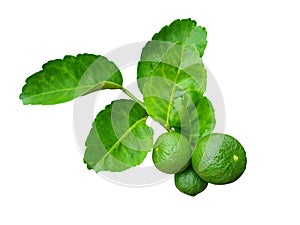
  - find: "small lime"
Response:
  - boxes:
[192,133,247,184]
[152,132,191,174]
[175,166,208,196]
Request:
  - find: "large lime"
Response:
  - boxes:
[175,166,208,196]
[152,132,191,174]
[192,133,247,184]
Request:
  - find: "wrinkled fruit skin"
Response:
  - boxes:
[192,133,247,185]
[175,166,208,196]
[152,132,191,174]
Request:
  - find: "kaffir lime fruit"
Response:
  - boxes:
[152,132,191,174]
[192,133,247,185]
[175,166,208,196]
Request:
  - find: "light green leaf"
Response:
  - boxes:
[84,99,154,172]
[171,95,216,145]
[137,18,207,91]
[20,54,123,105]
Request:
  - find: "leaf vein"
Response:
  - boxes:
[165,47,184,127]
[95,117,147,168]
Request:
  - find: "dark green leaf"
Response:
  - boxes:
[20,54,123,105]
[137,18,207,91]
[141,43,206,127]
[152,19,207,57]
[137,19,207,128]
[84,100,153,172]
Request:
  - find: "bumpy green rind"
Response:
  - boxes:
[192,133,247,184]
[152,132,191,174]
[175,166,208,196]
[84,100,153,172]
[20,54,123,105]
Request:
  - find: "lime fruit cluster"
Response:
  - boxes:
[153,132,247,196]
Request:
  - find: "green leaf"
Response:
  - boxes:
[153,18,207,57]
[141,43,207,127]
[137,19,207,128]
[84,99,154,172]
[20,54,123,105]
[137,18,207,91]
[171,95,216,145]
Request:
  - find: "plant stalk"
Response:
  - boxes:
[122,88,146,110]
[121,87,172,132]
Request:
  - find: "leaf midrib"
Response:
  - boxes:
[95,117,147,168]
[165,47,184,127]
[152,27,198,127]
[21,81,122,101]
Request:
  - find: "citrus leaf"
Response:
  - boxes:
[171,95,216,145]
[84,100,154,172]
[137,18,207,91]
[141,43,207,127]
[20,54,123,105]
[137,19,207,127]
[152,18,207,57]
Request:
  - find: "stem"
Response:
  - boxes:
[122,87,172,132]
[163,124,172,132]
[122,88,146,110]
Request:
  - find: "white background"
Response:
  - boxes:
[1,0,300,224]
